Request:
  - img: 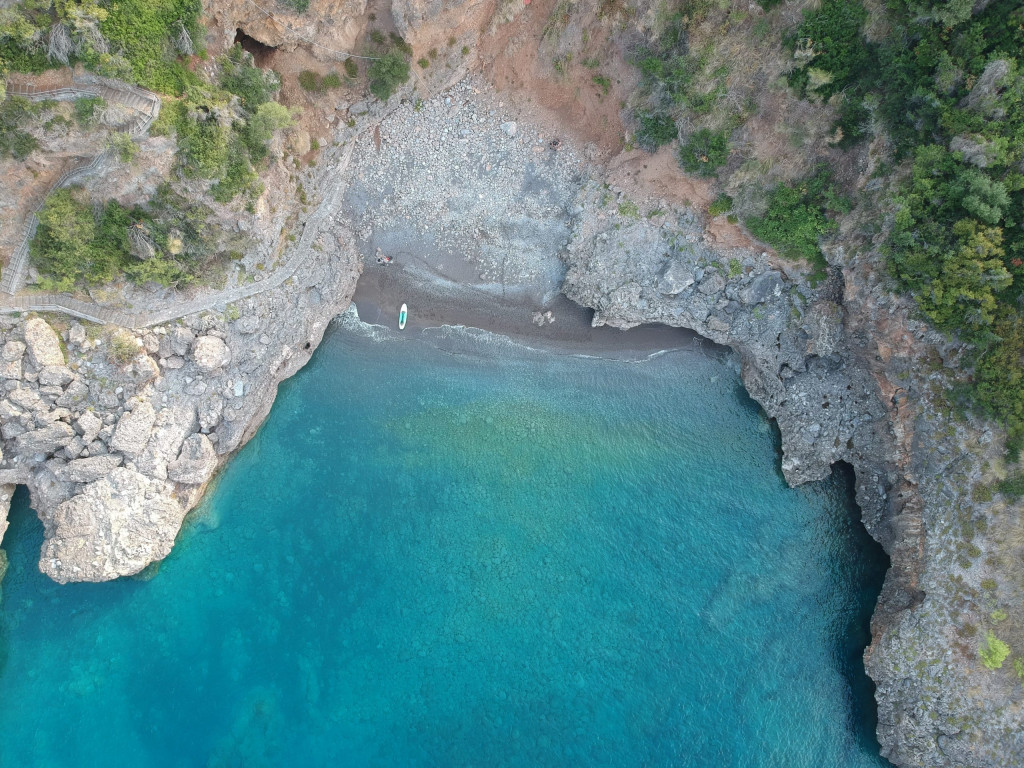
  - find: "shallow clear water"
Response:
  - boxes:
[0,319,890,767]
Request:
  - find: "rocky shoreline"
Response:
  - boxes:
[0,185,360,582]
[1,33,1020,768]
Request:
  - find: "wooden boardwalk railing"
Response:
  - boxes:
[1,72,161,295]
[0,141,357,330]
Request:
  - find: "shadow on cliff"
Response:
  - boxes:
[734,384,893,763]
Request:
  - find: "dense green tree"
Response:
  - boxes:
[368,50,410,101]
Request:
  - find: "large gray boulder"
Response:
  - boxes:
[135,403,197,480]
[55,454,123,484]
[74,411,103,444]
[3,341,25,362]
[0,341,25,380]
[160,326,194,358]
[192,336,231,372]
[38,365,75,387]
[167,433,218,484]
[14,422,75,454]
[39,467,185,583]
[739,270,783,306]
[198,395,224,431]
[109,401,157,458]
[658,260,695,295]
[23,318,65,368]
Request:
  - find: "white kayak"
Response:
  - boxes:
[398,303,407,330]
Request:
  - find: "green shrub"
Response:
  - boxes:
[388,32,412,56]
[786,0,872,100]
[0,95,39,160]
[74,96,106,125]
[97,0,204,94]
[997,474,1024,501]
[618,201,640,218]
[219,45,280,107]
[321,72,342,89]
[210,138,259,203]
[0,0,204,92]
[148,98,181,137]
[746,167,849,270]
[417,57,430,69]
[31,188,124,290]
[175,106,231,179]
[634,110,676,151]
[107,330,140,366]
[240,101,293,162]
[344,58,358,78]
[708,194,733,217]
[107,132,138,162]
[30,183,217,289]
[678,128,730,176]
[297,70,321,91]
[368,50,410,101]
[980,631,1011,670]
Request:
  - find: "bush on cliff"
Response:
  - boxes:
[30,185,215,289]
[980,631,1011,670]
[368,50,410,102]
[745,167,848,274]
[0,0,204,94]
[678,128,730,177]
[0,95,39,160]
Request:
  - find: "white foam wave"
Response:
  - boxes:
[333,308,699,365]
[332,305,399,343]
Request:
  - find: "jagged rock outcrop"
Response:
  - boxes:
[561,170,1022,765]
[0,129,361,582]
[40,467,185,582]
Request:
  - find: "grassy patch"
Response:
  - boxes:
[678,127,730,176]
[634,110,676,151]
[708,194,733,217]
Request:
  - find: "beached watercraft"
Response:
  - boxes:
[399,303,407,330]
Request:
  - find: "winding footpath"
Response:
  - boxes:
[0,70,355,330]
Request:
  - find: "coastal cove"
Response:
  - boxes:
[0,317,890,766]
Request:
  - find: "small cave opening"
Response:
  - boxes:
[234,28,277,66]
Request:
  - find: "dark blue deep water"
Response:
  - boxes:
[0,318,890,767]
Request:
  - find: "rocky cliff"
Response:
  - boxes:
[559,176,1024,767]
[0,0,1019,764]
[0,182,359,582]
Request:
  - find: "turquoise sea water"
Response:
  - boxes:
[0,318,890,767]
